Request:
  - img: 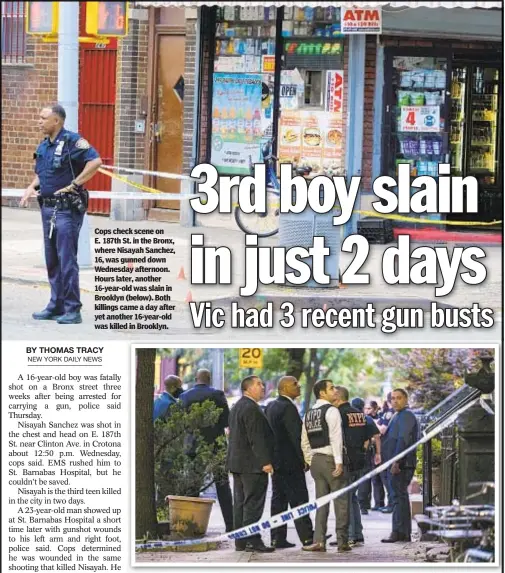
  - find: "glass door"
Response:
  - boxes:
[449,65,467,175]
[385,53,450,180]
[467,65,500,187]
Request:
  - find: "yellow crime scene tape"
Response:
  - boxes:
[99,169,501,227]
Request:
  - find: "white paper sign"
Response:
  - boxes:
[400,106,440,132]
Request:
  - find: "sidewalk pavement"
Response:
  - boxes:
[2,207,502,314]
[136,475,442,564]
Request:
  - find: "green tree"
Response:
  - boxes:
[383,348,481,410]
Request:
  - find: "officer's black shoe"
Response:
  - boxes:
[32,309,64,320]
[56,311,82,325]
[272,540,296,549]
[245,542,275,553]
[381,533,410,543]
[379,505,393,513]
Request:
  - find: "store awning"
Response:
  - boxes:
[135,2,502,8]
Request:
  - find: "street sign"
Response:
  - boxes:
[86,2,129,37]
[239,348,263,369]
[26,2,58,36]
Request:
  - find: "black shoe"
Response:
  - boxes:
[379,505,393,514]
[245,542,275,553]
[32,308,64,320]
[56,311,82,324]
[235,542,247,552]
[361,508,369,515]
[272,540,296,549]
[371,505,385,511]
[381,533,410,543]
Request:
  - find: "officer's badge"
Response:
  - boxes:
[75,138,90,149]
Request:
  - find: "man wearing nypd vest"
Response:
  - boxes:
[301,380,351,553]
[21,104,102,324]
[330,387,375,548]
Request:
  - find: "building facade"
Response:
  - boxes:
[2,2,502,229]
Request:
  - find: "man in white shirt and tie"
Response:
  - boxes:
[301,379,351,553]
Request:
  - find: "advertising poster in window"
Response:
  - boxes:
[211,73,263,174]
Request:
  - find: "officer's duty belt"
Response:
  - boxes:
[41,196,72,209]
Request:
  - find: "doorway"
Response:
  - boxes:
[153,33,186,210]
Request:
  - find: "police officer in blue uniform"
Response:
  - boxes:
[21,105,102,324]
[381,388,420,543]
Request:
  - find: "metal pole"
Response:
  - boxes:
[58,2,92,269]
[344,35,366,238]
[212,348,224,391]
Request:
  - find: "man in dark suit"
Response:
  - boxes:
[265,376,314,548]
[381,388,420,543]
[227,375,275,553]
[179,369,234,532]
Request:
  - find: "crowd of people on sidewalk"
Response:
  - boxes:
[153,370,420,554]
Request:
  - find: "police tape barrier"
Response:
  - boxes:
[99,164,198,182]
[2,188,197,202]
[135,395,490,550]
[4,179,501,227]
[97,169,201,199]
[355,210,502,227]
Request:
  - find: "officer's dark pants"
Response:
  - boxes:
[348,469,364,541]
[372,470,386,506]
[214,466,234,532]
[41,206,83,314]
[232,472,268,547]
[388,467,414,537]
[310,454,349,546]
[380,468,395,506]
[270,468,314,545]
[357,462,372,510]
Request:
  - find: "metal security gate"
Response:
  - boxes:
[78,9,117,215]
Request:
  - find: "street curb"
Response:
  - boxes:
[204,294,456,312]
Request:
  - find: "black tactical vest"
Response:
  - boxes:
[338,402,368,471]
[305,403,334,449]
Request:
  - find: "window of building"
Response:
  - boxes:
[2,1,26,63]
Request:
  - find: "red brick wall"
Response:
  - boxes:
[362,36,377,192]
[1,37,58,192]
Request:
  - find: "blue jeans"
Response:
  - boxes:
[388,467,415,537]
[41,206,84,314]
[348,469,364,541]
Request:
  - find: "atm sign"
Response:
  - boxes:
[341,8,382,34]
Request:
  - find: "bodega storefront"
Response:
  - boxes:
[205,5,357,177]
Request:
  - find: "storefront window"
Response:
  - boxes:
[387,56,448,179]
[211,6,277,175]
[277,7,345,177]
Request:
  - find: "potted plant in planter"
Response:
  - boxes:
[154,400,227,538]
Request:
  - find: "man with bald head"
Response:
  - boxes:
[153,375,183,421]
[265,376,314,548]
[179,369,233,532]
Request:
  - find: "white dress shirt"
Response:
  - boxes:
[301,399,343,467]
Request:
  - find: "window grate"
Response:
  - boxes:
[2,1,26,64]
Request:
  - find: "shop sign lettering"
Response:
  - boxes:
[341,8,382,34]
